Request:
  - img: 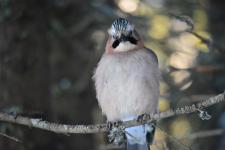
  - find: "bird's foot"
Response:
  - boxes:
[107,121,126,145]
[107,121,123,130]
[137,113,151,123]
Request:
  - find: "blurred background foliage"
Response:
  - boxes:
[0,0,225,150]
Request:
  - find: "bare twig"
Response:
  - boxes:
[172,16,225,52]
[156,125,192,150]
[186,30,225,53]
[0,132,22,143]
[181,128,225,140]
[0,91,224,134]
[162,141,170,150]
[152,128,225,148]
[172,16,225,53]
[143,0,225,53]
[186,30,211,45]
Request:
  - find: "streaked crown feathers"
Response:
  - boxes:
[108,18,134,38]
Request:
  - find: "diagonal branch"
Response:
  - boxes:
[0,132,22,143]
[0,91,224,134]
[186,30,225,53]
[182,128,225,139]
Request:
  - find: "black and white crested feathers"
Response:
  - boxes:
[108,18,134,38]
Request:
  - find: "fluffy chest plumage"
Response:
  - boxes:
[93,49,159,121]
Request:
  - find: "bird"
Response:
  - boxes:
[93,18,160,150]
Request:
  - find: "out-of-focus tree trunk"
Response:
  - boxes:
[0,0,98,149]
[0,1,52,149]
[209,1,225,150]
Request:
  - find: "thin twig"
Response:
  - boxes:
[0,91,224,134]
[156,125,192,150]
[185,30,225,53]
[0,132,22,143]
[181,128,225,140]
[153,128,225,148]
[154,4,225,53]
[162,141,170,150]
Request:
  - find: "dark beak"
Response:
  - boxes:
[119,34,129,42]
[119,34,137,44]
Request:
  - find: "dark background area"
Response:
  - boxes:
[0,0,225,150]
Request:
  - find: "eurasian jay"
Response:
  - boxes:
[93,18,160,150]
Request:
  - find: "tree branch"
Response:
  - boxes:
[186,30,225,53]
[0,91,224,134]
[182,128,225,139]
[0,132,22,143]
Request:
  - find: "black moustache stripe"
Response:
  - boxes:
[112,37,137,48]
[112,40,120,48]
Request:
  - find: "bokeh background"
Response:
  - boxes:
[0,0,225,150]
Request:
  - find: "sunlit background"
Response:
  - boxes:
[0,0,225,150]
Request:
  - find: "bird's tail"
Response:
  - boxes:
[125,124,155,150]
[126,142,149,150]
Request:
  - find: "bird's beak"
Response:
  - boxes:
[118,34,129,42]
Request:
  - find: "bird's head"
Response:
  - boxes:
[106,18,144,53]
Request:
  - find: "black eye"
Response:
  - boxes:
[128,31,132,36]
[128,37,137,44]
[112,40,120,48]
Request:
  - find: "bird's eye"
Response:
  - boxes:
[129,31,132,36]
[128,37,137,44]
